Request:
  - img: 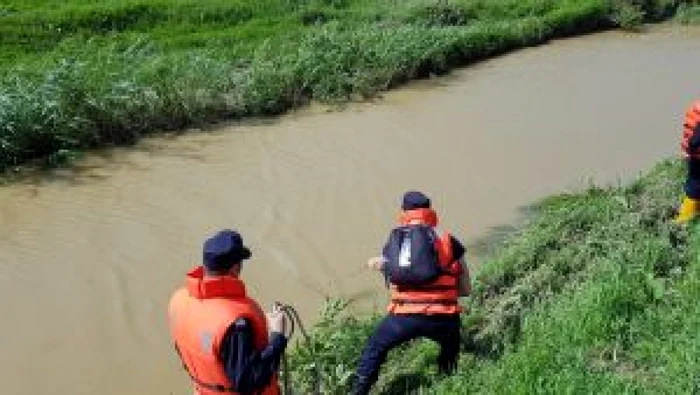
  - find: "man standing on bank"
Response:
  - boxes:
[675,100,700,223]
[351,191,472,395]
[168,229,287,395]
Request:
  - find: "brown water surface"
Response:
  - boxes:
[1,25,700,394]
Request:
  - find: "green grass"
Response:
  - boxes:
[286,159,700,394]
[0,0,692,170]
[676,2,700,24]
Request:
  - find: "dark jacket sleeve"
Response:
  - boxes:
[449,235,466,262]
[219,318,288,394]
[689,123,700,154]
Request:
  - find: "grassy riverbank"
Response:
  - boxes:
[0,0,692,170]
[287,159,700,394]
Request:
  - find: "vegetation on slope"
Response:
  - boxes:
[0,0,691,169]
[288,160,700,394]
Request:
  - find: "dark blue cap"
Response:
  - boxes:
[203,229,252,272]
[402,191,431,210]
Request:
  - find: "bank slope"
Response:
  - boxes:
[288,159,700,394]
[0,0,690,170]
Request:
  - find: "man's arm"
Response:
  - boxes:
[689,123,700,155]
[457,260,472,297]
[219,318,288,393]
[449,235,472,297]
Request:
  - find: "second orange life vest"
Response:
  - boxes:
[387,208,463,315]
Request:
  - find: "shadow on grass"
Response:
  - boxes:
[381,372,433,395]
[467,203,539,262]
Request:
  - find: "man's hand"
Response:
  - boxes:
[266,303,287,336]
[458,262,472,297]
[366,256,386,271]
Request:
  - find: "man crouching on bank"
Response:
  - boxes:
[351,191,472,395]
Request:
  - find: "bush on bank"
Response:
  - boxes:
[675,2,700,24]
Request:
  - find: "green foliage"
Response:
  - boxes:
[0,0,693,169]
[405,3,471,27]
[609,0,685,29]
[611,1,647,30]
[288,160,700,394]
[675,2,700,24]
[285,299,379,394]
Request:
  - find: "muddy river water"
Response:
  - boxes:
[1,25,699,394]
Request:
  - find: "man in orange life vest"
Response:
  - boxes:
[351,191,472,395]
[168,229,287,395]
[675,100,700,223]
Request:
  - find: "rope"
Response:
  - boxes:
[278,303,322,395]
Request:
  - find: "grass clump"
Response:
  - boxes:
[404,3,471,27]
[611,1,647,30]
[288,159,700,394]
[0,0,694,170]
[675,2,700,24]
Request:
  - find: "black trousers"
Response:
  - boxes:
[352,313,461,395]
[686,158,700,199]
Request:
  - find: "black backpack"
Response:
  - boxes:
[382,224,441,287]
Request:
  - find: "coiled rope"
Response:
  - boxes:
[278,303,322,395]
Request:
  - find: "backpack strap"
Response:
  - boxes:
[431,228,453,268]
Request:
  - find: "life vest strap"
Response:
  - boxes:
[192,377,236,393]
[395,284,456,291]
[391,298,459,305]
[175,345,236,393]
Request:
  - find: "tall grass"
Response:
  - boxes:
[676,2,700,24]
[0,0,692,169]
[287,160,700,394]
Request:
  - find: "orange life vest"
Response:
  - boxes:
[387,208,463,315]
[168,266,280,395]
[681,100,700,158]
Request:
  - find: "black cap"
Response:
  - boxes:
[203,229,252,272]
[402,191,431,210]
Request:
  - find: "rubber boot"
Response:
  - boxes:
[674,196,700,224]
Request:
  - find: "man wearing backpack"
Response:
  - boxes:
[350,191,472,395]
